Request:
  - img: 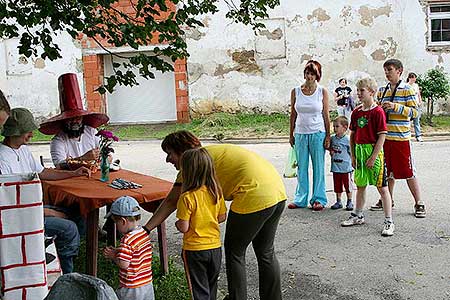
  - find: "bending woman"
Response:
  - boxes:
[144,131,287,300]
[288,60,331,211]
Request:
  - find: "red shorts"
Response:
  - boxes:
[383,140,415,179]
[333,172,352,193]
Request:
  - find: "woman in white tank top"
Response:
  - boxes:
[288,60,331,211]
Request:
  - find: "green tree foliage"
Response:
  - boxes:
[0,0,279,93]
[417,68,450,124]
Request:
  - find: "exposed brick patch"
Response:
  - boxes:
[82,55,106,114]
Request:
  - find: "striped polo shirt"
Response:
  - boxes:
[377,81,418,141]
[117,227,153,288]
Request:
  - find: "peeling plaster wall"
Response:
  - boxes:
[0,33,83,122]
[187,0,450,115]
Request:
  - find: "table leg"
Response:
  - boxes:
[86,208,99,276]
[105,205,116,245]
[157,221,169,275]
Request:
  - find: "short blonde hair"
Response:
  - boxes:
[356,77,378,93]
[333,116,349,127]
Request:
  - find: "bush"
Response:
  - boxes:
[417,68,450,125]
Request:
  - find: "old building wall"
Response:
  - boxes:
[186,0,450,115]
[0,34,84,123]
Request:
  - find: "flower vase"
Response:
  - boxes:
[100,154,110,182]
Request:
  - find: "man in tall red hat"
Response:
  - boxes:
[39,73,109,169]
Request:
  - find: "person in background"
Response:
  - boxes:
[329,116,354,211]
[0,108,91,273]
[341,77,394,236]
[334,78,353,119]
[407,72,423,142]
[288,60,331,211]
[175,148,227,300]
[103,196,154,300]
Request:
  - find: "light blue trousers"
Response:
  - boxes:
[413,107,422,138]
[293,132,328,206]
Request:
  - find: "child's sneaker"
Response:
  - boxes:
[341,213,365,227]
[369,199,383,211]
[370,199,394,211]
[330,201,343,209]
[381,221,395,236]
[414,204,426,218]
[346,200,354,211]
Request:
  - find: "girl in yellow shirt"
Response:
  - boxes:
[175,148,227,300]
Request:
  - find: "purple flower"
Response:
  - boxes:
[112,135,119,142]
[96,130,114,139]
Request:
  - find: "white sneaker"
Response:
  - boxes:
[416,136,423,142]
[381,222,395,236]
[341,213,365,227]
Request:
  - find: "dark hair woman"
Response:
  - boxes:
[145,130,287,300]
[288,60,331,211]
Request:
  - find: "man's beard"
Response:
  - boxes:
[63,123,85,138]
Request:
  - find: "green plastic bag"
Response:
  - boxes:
[283,147,298,178]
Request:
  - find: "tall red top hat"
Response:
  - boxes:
[39,73,109,135]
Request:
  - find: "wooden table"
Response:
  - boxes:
[41,169,172,276]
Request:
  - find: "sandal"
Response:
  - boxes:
[312,202,324,211]
[288,203,301,209]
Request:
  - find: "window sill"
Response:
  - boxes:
[426,44,450,52]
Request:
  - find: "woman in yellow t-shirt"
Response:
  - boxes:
[144,130,286,300]
[175,148,227,300]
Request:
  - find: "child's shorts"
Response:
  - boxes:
[354,144,387,188]
[383,140,416,179]
[333,172,353,193]
[116,282,154,300]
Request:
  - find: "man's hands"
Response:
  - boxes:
[81,148,100,161]
[73,166,91,178]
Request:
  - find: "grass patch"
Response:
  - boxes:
[74,240,190,300]
[30,113,450,143]
[106,112,290,141]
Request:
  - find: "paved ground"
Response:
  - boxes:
[30,138,450,300]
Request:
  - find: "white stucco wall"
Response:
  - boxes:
[1,1,449,121]
[186,0,450,115]
[0,33,84,122]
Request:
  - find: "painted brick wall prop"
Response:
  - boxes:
[0,174,48,300]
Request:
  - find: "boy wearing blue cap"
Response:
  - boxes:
[103,196,154,300]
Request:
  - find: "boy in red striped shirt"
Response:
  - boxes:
[103,196,154,300]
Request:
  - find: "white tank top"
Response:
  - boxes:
[294,86,326,134]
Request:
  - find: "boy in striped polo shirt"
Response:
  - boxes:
[103,196,154,300]
[370,59,426,218]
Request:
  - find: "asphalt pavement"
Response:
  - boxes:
[30,138,450,300]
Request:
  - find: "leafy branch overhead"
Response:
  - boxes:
[0,0,279,93]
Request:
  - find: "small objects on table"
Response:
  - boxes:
[108,178,142,189]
